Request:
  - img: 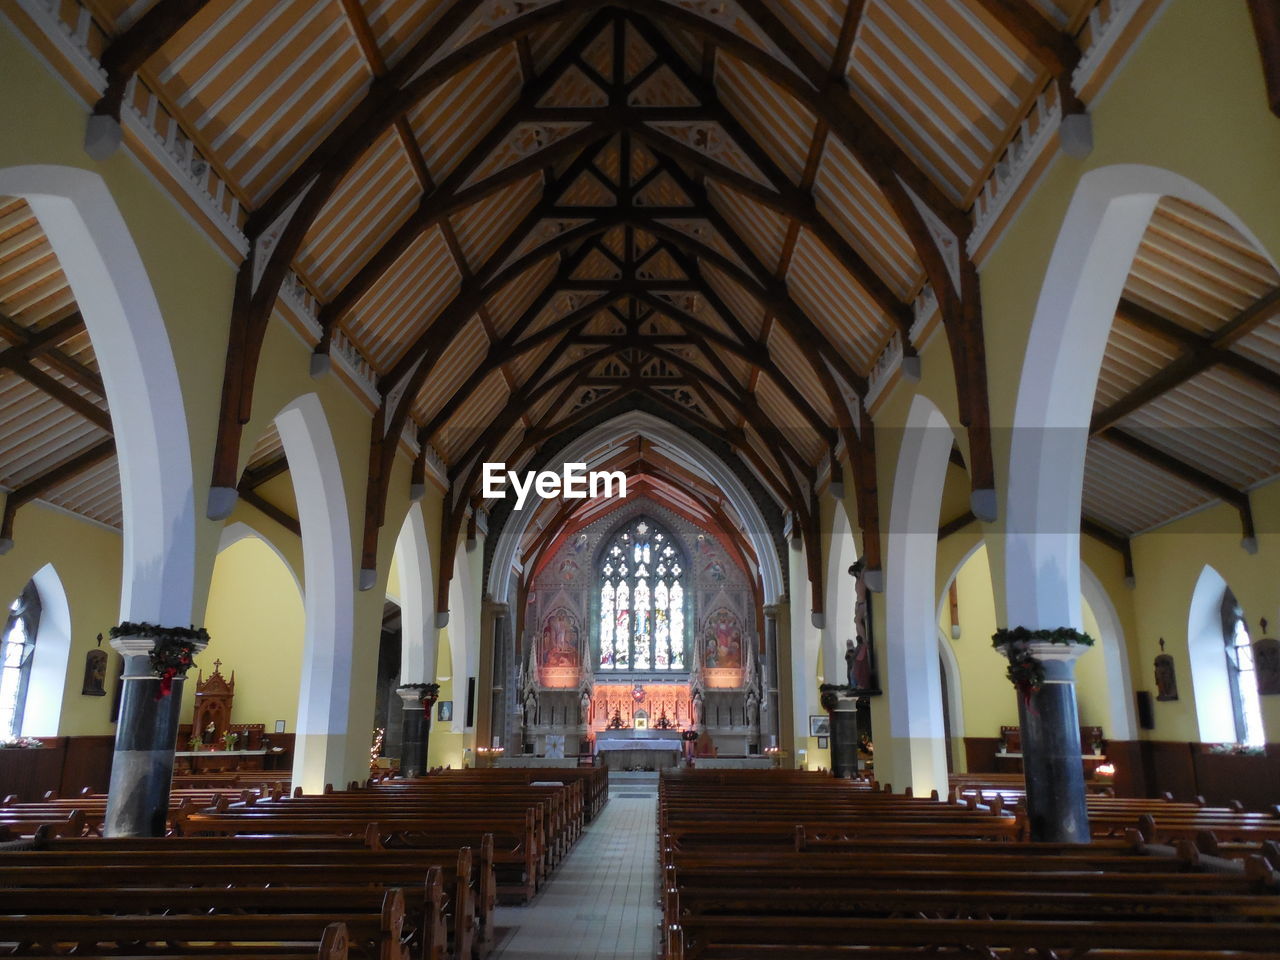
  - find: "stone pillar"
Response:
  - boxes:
[104,632,206,837]
[1008,641,1091,843]
[397,683,438,778]
[762,605,782,749]
[821,687,859,779]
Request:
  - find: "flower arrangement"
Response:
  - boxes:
[992,627,1094,705]
[221,731,239,751]
[109,622,209,700]
[187,734,201,751]
[1207,742,1264,756]
[0,736,43,749]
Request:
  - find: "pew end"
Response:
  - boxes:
[319,921,350,960]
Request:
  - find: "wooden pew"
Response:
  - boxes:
[0,846,484,960]
[0,891,400,960]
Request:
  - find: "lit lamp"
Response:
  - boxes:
[1095,762,1116,779]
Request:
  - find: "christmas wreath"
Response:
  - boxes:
[109,622,209,700]
[991,628,1093,706]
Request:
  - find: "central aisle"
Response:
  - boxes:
[492,778,660,959]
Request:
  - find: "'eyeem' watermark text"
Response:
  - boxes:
[482,462,627,509]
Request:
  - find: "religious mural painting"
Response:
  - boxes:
[538,606,581,689]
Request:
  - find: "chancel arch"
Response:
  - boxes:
[518,493,764,765]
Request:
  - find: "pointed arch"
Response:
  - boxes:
[1187,564,1238,744]
[394,503,438,686]
[18,563,72,737]
[1006,165,1277,631]
[272,393,355,792]
[486,411,784,606]
[218,521,302,596]
[884,393,952,796]
[0,165,195,625]
[824,500,859,687]
[1080,562,1137,739]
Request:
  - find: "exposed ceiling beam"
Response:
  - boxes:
[0,312,104,399]
[1116,297,1280,397]
[970,0,1083,109]
[0,438,116,547]
[1248,0,1280,117]
[92,0,214,120]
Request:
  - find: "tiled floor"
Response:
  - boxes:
[492,781,660,959]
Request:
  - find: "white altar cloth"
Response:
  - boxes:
[595,739,681,752]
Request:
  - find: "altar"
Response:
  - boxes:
[594,729,683,770]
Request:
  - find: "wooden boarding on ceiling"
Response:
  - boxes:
[1085,196,1280,548]
[0,197,119,548]
[61,1,1109,609]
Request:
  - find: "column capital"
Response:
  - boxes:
[397,682,440,707]
[484,600,510,617]
[109,632,209,659]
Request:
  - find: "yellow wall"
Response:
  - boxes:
[180,536,305,736]
[941,544,1115,744]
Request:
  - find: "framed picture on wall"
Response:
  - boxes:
[438,701,453,723]
[809,714,830,737]
[817,737,829,750]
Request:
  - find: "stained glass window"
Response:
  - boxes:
[598,518,686,672]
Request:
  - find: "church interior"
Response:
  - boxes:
[2,0,1280,956]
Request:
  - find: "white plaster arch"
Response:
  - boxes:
[884,394,951,796]
[394,503,438,686]
[936,627,965,741]
[1080,562,1137,739]
[217,521,303,597]
[272,393,356,792]
[448,540,478,734]
[1187,564,1237,744]
[19,563,72,737]
[936,539,987,630]
[486,411,784,605]
[1007,164,1277,631]
[823,500,859,686]
[0,165,195,625]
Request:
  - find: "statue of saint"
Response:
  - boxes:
[1154,638,1178,702]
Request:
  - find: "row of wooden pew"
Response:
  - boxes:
[948,771,1280,845]
[0,766,607,960]
[659,769,1280,959]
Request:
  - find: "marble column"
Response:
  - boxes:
[822,688,859,779]
[762,605,782,749]
[104,633,205,838]
[397,683,438,778]
[1011,641,1091,843]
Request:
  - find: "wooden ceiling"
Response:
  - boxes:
[16,0,1274,591]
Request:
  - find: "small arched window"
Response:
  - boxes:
[0,580,41,739]
[598,517,686,672]
[1221,589,1264,747]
